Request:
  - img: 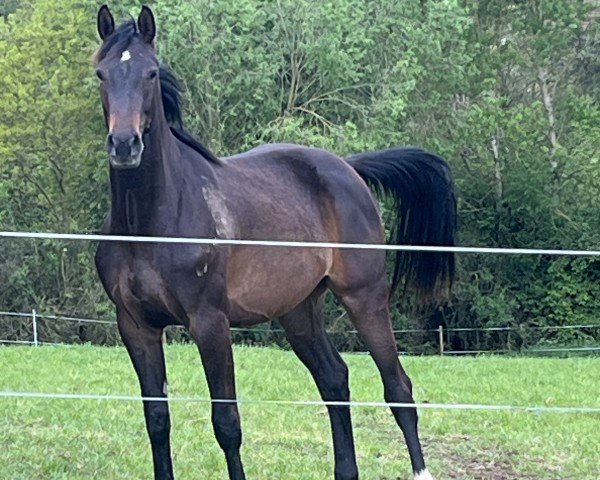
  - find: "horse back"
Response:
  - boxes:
[222,143,384,244]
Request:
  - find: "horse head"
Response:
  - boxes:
[95,5,159,170]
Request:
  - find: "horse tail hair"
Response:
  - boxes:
[346,147,457,304]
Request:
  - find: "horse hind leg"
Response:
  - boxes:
[333,279,432,480]
[280,286,359,480]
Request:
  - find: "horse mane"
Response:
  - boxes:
[158,65,222,164]
[95,20,221,165]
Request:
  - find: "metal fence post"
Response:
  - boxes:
[438,325,444,355]
[32,309,39,347]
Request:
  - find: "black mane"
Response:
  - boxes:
[96,20,221,164]
[158,64,221,164]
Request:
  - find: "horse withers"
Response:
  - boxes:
[94,5,456,480]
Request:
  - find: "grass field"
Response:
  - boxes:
[0,345,598,480]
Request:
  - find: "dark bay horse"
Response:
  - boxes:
[94,6,455,480]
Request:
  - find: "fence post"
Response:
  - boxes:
[438,325,444,356]
[32,309,39,347]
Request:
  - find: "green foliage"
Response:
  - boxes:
[0,0,21,18]
[0,0,599,350]
[0,0,109,316]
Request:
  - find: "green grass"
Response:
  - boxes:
[0,345,598,479]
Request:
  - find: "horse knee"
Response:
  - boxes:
[212,407,242,452]
[334,362,350,398]
[145,401,170,443]
[321,361,350,401]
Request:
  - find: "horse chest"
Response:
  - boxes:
[124,262,165,303]
[98,243,218,321]
[107,258,171,317]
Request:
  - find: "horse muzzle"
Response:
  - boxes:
[106,132,144,169]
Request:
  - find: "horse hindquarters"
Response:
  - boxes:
[328,146,456,478]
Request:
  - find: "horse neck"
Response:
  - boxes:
[108,117,179,235]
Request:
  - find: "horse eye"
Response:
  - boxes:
[96,70,105,81]
[147,70,158,80]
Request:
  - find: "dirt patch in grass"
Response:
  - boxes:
[423,435,547,480]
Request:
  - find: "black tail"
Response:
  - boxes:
[346,147,456,303]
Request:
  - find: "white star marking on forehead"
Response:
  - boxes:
[120,50,132,62]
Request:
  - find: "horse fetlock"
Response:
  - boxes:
[334,462,359,480]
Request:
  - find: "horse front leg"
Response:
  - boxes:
[189,309,246,480]
[118,310,174,480]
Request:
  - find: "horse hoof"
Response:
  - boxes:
[414,469,434,480]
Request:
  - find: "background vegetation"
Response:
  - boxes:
[0,0,599,351]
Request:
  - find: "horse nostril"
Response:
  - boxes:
[128,135,140,150]
[106,134,117,155]
[106,132,143,159]
[130,134,143,156]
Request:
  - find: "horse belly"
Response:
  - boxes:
[226,246,332,320]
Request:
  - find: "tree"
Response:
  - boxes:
[0,0,598,349]
[0,0,109,316]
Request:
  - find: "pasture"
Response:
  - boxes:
[0,345,598,479]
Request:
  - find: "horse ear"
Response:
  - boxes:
[97,5,115,40]
[137,5,156,45]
